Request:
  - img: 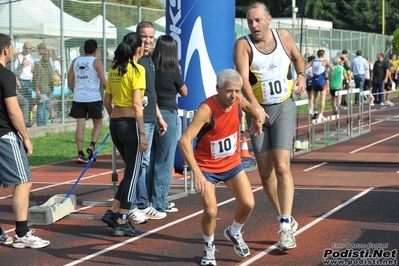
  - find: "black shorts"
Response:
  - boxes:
[306,85,313,92]
[69,100,103,119]
[330,89,339,97]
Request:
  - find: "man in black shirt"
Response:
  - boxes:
[372,52,390,105]
[0,33,49,248]
[129,21,169,222]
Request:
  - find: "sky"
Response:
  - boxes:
[156,0,166,6]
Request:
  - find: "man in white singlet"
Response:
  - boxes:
[68,39,107,163]
[234,2,306,251]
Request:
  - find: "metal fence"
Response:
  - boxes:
[1,0,392,127]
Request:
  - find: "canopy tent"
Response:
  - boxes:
[0,0,116,47]
[64,15,132,50]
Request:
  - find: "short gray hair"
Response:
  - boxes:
[333,56,341,65]
[216,69,243,89]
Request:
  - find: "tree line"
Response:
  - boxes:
[236,0,399,36]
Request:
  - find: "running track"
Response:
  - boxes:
[0,102,398,266]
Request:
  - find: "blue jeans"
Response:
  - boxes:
[372,80,385,104]
[354,74,365,102]
[19,80,33,119]
[148,109,178,211]
[36,94,51,126]
[131,122,155,209]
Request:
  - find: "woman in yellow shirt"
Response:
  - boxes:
[102,32,148,237]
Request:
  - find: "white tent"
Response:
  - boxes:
[0,0,116,43]
[89,15,115,29]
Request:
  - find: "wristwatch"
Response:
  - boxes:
[139,132,146,136]
[297,72,306,78]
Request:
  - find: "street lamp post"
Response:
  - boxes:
[382,0,385,35]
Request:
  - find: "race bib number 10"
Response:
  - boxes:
[210,132,237,159]
[261,78,289,103]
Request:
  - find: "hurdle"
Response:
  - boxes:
[293,99,311,155]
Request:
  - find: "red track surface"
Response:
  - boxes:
[1,102,399,266]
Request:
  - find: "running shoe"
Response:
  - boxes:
[278,228,297,250]
[12,230,50,249]
[0,231,13,245]
[385,100,395,106]
[370,101,374,106]
[201,242,217,266]
[138,203,167,220]
[128,208,148,224]
[165,202,178,213]
[101,209,118,229]
[76,154,88,164]
[86,145,96,161]
[291,217,299,233]
[113,221,142,237]
[223,226,250,258]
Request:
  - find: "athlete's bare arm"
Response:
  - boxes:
[178,103,211,196]
[277,29,306,95]
[234,38,267,122]
[240,95,263,136]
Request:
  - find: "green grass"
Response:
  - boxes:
[29,126,113,167]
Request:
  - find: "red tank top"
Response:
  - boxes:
[194,96,242,173]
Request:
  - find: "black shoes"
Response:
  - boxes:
[101,210,117,229]
[114,221,143,237]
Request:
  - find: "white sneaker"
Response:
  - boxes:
[128,208,148,224]
[386,100,394,106]
[138,204,167,220]
[165,202,178,213]
[0,231,13,245]
[12,230,50,249]
[317,113,325,120]
[370,101,374,106]
[381,102,385,106]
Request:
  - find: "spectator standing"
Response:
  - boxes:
[234,2,305,250]
[148,35,188,216]
[350,50,369,104]
[101,32,147,237]
[32,49,53,126]
[131,21,168,222]
[68,39,107,163]
[14,42,34,126]
[340,49,351,108]
[329,57,345,114]
[384,54,396,106]
[372,52,390,105]
[179,69,262,265]
[0,33,50,249]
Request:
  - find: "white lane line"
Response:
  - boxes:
[239,187,374,266]
[0,169,124,200]
[303,162,328,172]
[350,133,399,153]
[64,187,264,266]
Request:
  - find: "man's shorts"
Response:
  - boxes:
[202,163,244,185]
[313,84,328,92]
[69,100,103,119]
[0,132,32,188]
[247,97,296,153]
[330,89,340,97]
